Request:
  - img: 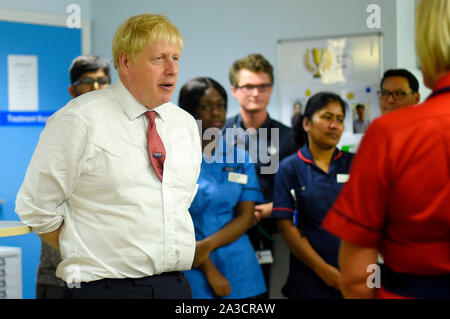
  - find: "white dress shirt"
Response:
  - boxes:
[16,80,202,283]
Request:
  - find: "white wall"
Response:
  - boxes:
[396,0,431,101]
[0,0,422,158]
[0,0,418,116]
[0,0,91,18]
[91,0,399,119]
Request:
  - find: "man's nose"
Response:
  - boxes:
[386,93,395,102]
[165,59,178,76]
[251,87,260,96]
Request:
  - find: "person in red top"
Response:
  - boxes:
[322,0,450,299]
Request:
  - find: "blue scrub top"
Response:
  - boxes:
[184,140,266,299]
[272,143,354,298]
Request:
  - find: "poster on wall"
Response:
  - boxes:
[7,55,39,112]
[277,33,382,152]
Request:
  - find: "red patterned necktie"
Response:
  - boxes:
[145,111,166,182]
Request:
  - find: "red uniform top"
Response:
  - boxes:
[322,73,450,298]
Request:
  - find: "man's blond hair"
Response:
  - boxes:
[112,13,183,69]
[416,0,450,80]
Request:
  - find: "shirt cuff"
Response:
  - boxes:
[239,188,264,204]
[322,208,382,248]
[16,194,65,234]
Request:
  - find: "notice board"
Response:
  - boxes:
[277,33,382,151]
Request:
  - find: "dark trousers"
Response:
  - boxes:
[63,272,191,299]
[36,283,65,299]
[282,277,342,299]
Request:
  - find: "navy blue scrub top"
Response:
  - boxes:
[184,139,266,299]
[272,143,354,280]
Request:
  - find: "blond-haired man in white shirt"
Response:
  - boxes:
[16,13,202,299]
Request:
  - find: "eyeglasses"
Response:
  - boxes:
[198,104,226,112]
[377,90,413,100]
[73,77,110,87]
[235,84,272,94]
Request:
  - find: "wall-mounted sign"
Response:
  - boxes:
[7,54,39,111]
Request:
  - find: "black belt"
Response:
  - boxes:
[382,265,450,298]
[81,271,183,288]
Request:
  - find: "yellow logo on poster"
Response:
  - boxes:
[304,48,333,78]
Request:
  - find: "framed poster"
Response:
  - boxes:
[277,33,382,152]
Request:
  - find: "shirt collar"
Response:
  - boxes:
[236,113,271,130]
[297,143,343,165]
[112,79,169,122]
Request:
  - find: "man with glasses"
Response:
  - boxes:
[223,53,292,297]
[353,104,370,134]
[35,54,111,299]
[378,69,420,114]
[68,55,111,98]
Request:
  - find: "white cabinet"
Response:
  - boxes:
[0,246,22,299]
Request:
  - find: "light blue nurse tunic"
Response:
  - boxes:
[184,139,266,299]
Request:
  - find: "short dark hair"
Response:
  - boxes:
[292,92,347,149]
[69,55,111,85]
[356,103,365,110]
[380,69,419,92]
[178,77,227,117]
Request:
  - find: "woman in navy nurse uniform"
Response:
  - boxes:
[178,77,266,299]
[272,92,354,299]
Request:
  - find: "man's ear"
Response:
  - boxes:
[68,85,77,98]
[413,91,421,104]
[118,53,130,74]
[230,85,238,98]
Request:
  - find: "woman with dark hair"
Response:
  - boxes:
[272,92,354,299]
[178,77,266,299]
